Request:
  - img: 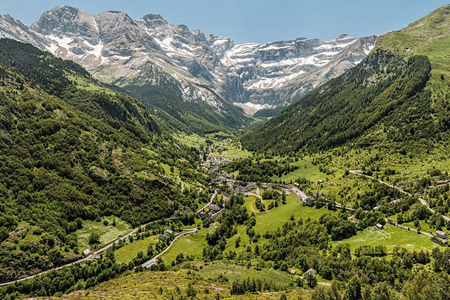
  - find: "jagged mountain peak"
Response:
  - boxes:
[31,5,100,46]
[0,13,49,49]
[0,5,377,126]
[94,10,138,42]
[141,13,168,28]
[96,10,134,22]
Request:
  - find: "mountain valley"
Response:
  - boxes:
[0,6,376,132]
[1,3,450,300]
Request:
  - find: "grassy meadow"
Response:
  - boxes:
[39,269,313,300]
[76,216,131,251]
[333,224,439,252]
[160,228,210,264]
[114,236,159,264]
[245,193,335,235]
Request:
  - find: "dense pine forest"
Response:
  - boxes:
[0,39,208,282]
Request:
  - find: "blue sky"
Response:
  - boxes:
[1,0,448,43]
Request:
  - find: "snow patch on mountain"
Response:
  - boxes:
[0,6,377,110]
[233,102,273,115]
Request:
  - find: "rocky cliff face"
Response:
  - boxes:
[0,6,376,116]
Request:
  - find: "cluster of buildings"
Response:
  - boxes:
[436,230,447,240]
[234,182,258,193]
[158,229,174,240]
[209,156,231,166]
[213,174,259,194]
[199,203,222,219]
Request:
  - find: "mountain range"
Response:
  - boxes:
[242,5,450,154]
[2,4,450,299]
[0,6,376,132]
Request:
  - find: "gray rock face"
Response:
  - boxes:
[0,5,377,114]
[31,6,99,42]
[0,14,49,49]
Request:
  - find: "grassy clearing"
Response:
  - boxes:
[175,133,251,159]
[141,147,159,158]
[211,140,251,159]
[160,228,211,264]
[225,225,250,254]
[69,75,115,95]
[271,158,329,183]
[174,133,208,149]
[161,163,179,177]
[400,219,435,235]
[212,146,251,160]
[114,236,159,264]
[198,262,293,286]
[333,224,439,252]
[76,217,131,251]
[245,194,334,234]
[41,269,313,299]
[8,222,41,254]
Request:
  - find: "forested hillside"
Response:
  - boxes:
[124,82,250,134]
[0,39,206,282]
[242,5,450,155]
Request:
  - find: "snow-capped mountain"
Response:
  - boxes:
[221,34,376,107]
[0,6,376,118]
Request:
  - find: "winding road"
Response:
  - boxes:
[141,229,198,268]
[2,167,443,288]
[0,190,218,287]
[288,185,355,211]
[349,170,450,221]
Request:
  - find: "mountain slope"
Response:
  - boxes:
[28,6,251,133]
[0,6,375,129]
[242,5,450,154]
[0,39,205,282]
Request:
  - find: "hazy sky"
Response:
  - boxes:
[1,0,448,43]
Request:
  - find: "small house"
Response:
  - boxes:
[209,204,221,211]
[165,229,174,235]
[288,269,297,275]
[305,196,315,207]
[82,249,91,257]
[436,230,448,240]
[213,176,226,183]
[376,223,384,230]
[304,268,317,279]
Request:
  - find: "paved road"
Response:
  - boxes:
[350,170,450,221]
[386,218,433,237]
[0,191,218,287]
[0,217,173,287]
[141,229,198,268]
[289,186,355,211]
[195,190,218,214]
[290,186,308,201]
[295,275,331,287]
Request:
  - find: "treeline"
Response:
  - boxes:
[0,39,206,282]
[220,214,437,294]
[203,194,248,260]
[230,278,285,295]
[312,271,450,300]
[0,251,128,299]
[224,157,299,182]
[241,50,437,154]
[354,245,387,257]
